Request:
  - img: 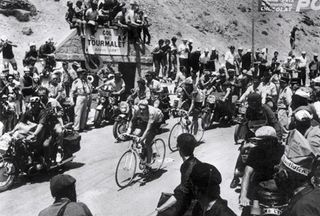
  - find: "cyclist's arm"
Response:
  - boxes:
[127,109,136,134]
[141,121,153,141]
[188,99,195,115]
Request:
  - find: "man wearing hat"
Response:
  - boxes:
[274,127,320,216]
[70,68,92,132]
[38,174,93,216]
[24,42,38,66]
[239,126,284,215]
[296,51,308,86]
[145,71,162,103]
[291,107,320,155]
[178,39,190,75]
[309,53,320,80]
[225,45,236,72]
[169,36,178,78]
[190,163,237,216]
[48,73,66,104]
[277,75,293,130]
[207,47,219,72]
[20,66,34,106]
[199,49,210,75]
[99,71,126,101]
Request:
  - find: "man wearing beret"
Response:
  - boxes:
[189,163,237,216]
[38,174,93,216]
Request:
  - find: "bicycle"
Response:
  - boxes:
[115,134,166,188]
[168,109,204,152]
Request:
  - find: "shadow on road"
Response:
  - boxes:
[139,169,168,186]
[117,169,168,191]
[8,162,85,192]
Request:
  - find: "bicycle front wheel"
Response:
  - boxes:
[168,122,185,152]
[115,150,137,188]
[150,138,166,171]
[191,118,204,142]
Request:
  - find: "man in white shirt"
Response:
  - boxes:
[225,45,236,73]
[199,49,210,74]
[178,39,190,75]
[239,77,261,102]
[298,51,308,86]
[125,0,141,43]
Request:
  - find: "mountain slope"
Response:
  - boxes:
[2,0,320,69]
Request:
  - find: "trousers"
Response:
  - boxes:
[74,96,88,131]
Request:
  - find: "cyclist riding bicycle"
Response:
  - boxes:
[126,100,163,173]
[179,78,204,135]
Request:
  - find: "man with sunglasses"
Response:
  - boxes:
[24,87,64,167]
[126,100,163,173]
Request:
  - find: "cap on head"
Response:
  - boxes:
[50,174,76,197]
[184,78,193,85]
[294,106,313,121]
[76,68,86,73]
[23,66,30,72]
[188,39,193,44]
[212,47,216,51]
[314,53,319,57]
[137,78,146,85]
[295,87,311,99]
[302,51,307,55]
[129,0,138,5]
[238,47,244,51]
[29,42,36,47]
[204,48,209,53]
[254,126,277,138]
[138,99,148,107]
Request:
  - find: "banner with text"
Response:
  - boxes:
[259,0,320,12]
[85,28,128,56]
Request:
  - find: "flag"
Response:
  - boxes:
[258,0,320,12]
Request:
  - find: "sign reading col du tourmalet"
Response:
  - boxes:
[259,0,320,12]
[85,28,128,56]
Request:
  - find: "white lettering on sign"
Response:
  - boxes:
[259,0,320,12]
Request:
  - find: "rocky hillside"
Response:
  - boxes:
[1,0,320,69]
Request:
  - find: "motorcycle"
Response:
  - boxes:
[248,184,288,216]
[232,119,268,187]
[94,87,118,128]
[113,101,132,142]
[0,125,81,192]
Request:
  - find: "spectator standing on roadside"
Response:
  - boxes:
[178,39,190,76]
[38,174,93,216]
[235,47,243,75]
[199,49,210,75]
[309,53,320,80]
[225,45,236,73]
[85,3,99,37]
[161,39,171,81]
[142,14,151,45]
[241,49,252,71]
[207,47,219,72]
[125,0,142,43]
[151,39,164,77]
[0,37,18,71]
[169,37,178,80]
[298,51,308,86]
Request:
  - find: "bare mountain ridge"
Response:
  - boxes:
[1,0,320,69]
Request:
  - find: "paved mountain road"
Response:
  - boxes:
[0,118,241,216]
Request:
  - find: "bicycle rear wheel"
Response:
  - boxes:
[168,122,185,152]
[150,138,166,171]
[191,118,204,142]
[115,150,137,188]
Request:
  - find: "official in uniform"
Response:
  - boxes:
[70,68,92,132]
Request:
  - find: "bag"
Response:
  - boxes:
[63,131,81,154]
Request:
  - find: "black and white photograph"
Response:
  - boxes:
[1,0,320,215]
